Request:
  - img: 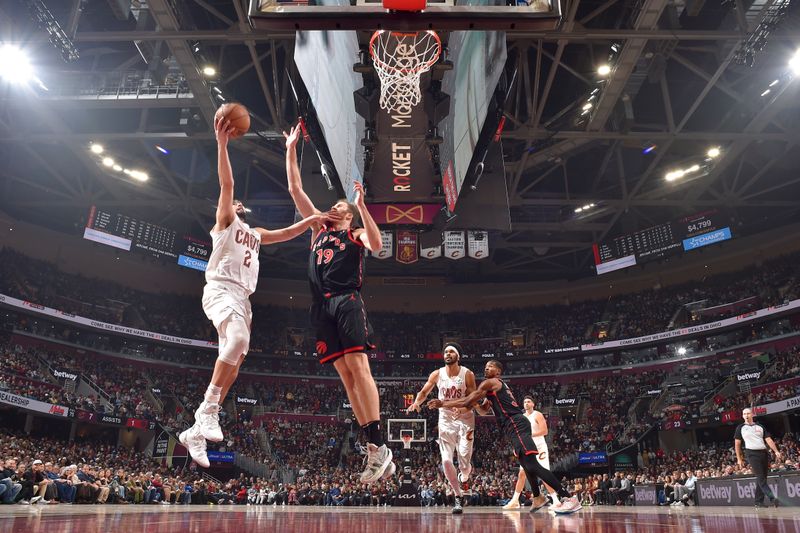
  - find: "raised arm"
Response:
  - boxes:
[406,370,439,414]
[214,117,238,232]
[352,182,381,252]
[256,213,327,246]
[283,123,322,222]
[427,378,501,410]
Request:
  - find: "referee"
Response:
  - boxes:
[734,407,783,508]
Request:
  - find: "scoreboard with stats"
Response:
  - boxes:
[593,211,732,275]
[83,206,211,271]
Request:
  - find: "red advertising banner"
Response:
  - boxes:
[366,204,441,225]
[396,230,419,264]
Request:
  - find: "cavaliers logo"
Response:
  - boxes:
[538,452,547,461]
[466,430,474,442]
[316,341,328,356]
[386,205,424,224]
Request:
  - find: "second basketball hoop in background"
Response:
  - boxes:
[369,30,442,114]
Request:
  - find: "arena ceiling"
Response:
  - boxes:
[1,0,799,282]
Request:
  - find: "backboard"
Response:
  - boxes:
[249,0,562,32]
[387,418,427,443]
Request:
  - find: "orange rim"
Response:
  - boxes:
[369,29,442,75]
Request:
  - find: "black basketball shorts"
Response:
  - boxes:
[311,292,376,364]
[505,416,540,458]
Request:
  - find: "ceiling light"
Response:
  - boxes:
[0,45,33,84]
[760,89,771,97]
[789,49,800,75]
[102,157,114,167]
[665,170,685,182]
[687,164,700,173]
[769,79,779,87]
[642,144,657,154]
[123,168,131,175]
[582,103,593,111]
[202,66,216,77]
[574,207,583,213]
[112,164,122,172]
[597,64,611,76]
[90,143,104,154]
[707,147,721,159]
[155,145,169,155]
[130,170,149,182]
[677,347,687,356]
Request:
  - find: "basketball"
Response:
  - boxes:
[215,103,250,138]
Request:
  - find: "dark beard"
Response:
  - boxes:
[236,211,247,223]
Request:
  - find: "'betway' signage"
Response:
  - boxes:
[53,369,78,381]
[736,371,761,382]
[647,389,663,396]
[554,398,577,406]
[634,485,658,505]
[236,396,258,405]
[0,390,70,417]
[0,293,218,350]
[697,473,800,506]
[581,299,800,352]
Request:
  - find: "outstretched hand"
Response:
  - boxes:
[427,399,443,410]
[215,116,236,147]
[283,123,302,150]
[406,402,421,414]
[354,181,366,207]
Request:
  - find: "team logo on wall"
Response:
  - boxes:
[421,245,442,259]
[316,341,328,356]
[396,231,418,264]
[373,230,394,259]
[444,231,466,259]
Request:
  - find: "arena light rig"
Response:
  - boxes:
[0,44,47,90]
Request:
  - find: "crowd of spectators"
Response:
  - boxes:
[2,247,799,356]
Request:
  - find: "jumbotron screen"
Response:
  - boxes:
[83,206,211,271]
[593,210,732,275]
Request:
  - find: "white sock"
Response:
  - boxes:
[511,491,521,501]
[204,384,222,405]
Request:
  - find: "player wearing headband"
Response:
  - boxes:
[407,342,476,514]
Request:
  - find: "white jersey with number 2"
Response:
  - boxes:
[205,216,261,295]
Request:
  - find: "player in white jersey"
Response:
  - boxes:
[407,342,476,514]
[180,115,328,467]
[502,395,559,510]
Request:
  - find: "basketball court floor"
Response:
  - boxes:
[2,505,799,533]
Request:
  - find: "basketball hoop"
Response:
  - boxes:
[401,433,414,450]
[369,29,442,114]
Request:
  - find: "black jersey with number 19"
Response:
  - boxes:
[309,227,365,298]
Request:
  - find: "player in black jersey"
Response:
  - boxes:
[284,122,395,484]
[428,360,582,515]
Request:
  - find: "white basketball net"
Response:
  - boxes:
[370,30,441,114]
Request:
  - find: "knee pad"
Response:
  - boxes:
[217,313,250,365]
